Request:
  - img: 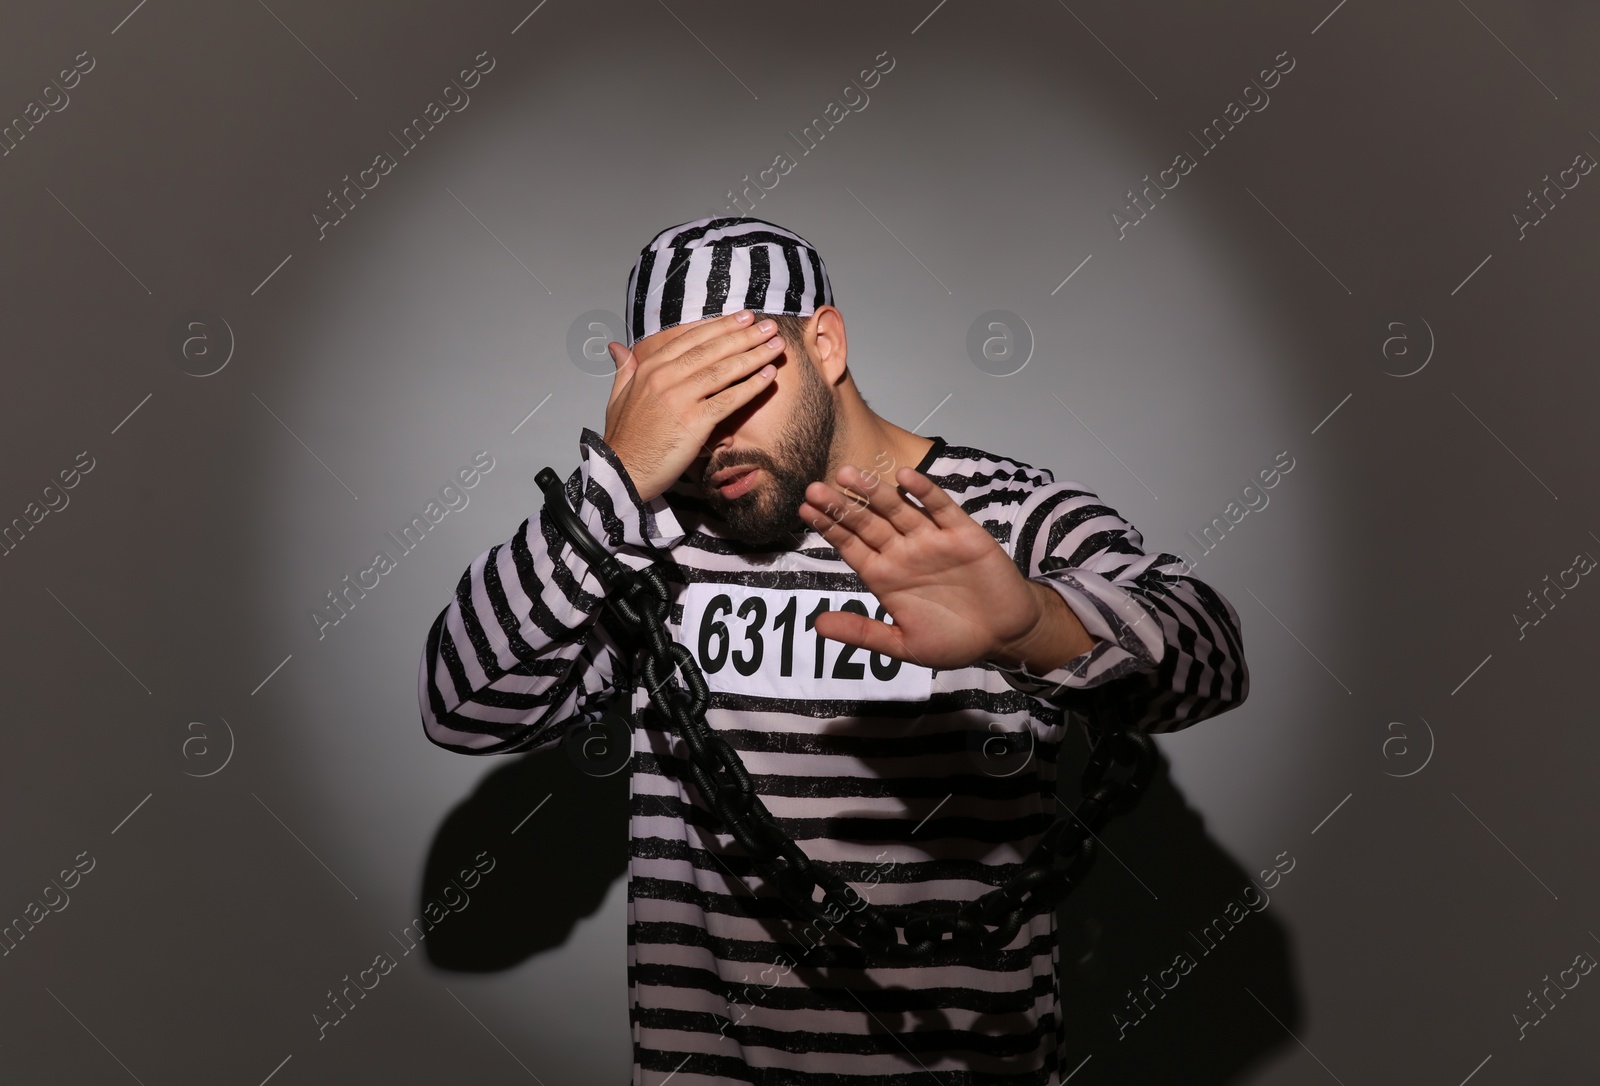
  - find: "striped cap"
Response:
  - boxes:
[624,217,833,345]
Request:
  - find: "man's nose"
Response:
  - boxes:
[702,426,738,461]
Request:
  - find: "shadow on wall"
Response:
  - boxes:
[419,739,629,971]
[417,724,1300,1081]
[1056,727,1303,1083]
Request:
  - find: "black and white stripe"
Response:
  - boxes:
[625,217,834,345]
[417,429,1249,1084]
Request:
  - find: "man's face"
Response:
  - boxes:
[629,315,837,547]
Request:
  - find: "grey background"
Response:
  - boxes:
[1,0,1596,1081]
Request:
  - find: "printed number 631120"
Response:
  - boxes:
[680,583,933,701]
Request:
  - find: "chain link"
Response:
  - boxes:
[536,467,1158,964]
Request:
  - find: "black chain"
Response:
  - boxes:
[536,467,1158,964]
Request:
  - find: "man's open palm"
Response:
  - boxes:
[799,464,1049,670]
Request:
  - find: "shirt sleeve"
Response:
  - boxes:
[999,477,1249,734]
[416,427,686,754]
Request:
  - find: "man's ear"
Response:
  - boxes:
[808,305,848,385]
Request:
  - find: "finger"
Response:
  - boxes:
[672,321,786,387]
[835,463,936,537]
[799,499,880,568]
[650,310,761,369]
[606,341,638,407]
[893,467,969,529]
[802,481,874,525]
[700,361,778,424]
[690,333,788,398]
[811,610,906,659]
[802,482,896,551]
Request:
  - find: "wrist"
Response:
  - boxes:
[598,432,664,504]
[581,426,667,510]
[570,427,688,558]
[987,579,1095,674]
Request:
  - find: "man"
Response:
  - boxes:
[418,216,1249,1083]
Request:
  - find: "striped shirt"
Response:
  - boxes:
[418,428,1249,1084]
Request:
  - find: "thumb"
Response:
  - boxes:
[813,610,904,659]
[607,341,638,405]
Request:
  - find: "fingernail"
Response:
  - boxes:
[761,363,776,377]
[758,318,775,332]
[766,336,782,348]
[735,310,754,323]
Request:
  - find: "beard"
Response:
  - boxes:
[700,350,837,547]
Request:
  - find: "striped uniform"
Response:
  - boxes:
[417,428,1249,1084]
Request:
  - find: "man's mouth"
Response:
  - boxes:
[707,464,762,499]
